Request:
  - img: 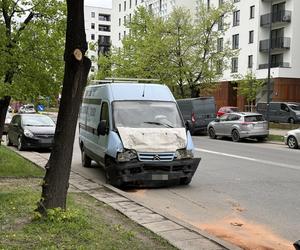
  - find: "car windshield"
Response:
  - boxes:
[22,115,55,127]
[244,115,265,122]
[113,101,184,128]
[288,104,300,111]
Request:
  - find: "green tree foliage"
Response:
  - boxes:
[98,2,236,98]
[0,0,66,102]
[234,72,265,111]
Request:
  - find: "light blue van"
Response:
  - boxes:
[79,82,201,187]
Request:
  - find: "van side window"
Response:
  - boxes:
[100,102,109,122]
[281,104,289,112]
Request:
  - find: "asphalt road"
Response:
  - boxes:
[71,132,300,249]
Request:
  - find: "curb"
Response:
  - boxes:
[8,146,241,250]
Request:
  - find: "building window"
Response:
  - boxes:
[249,30,254,43]
[129,14,132,23]
[91,34,95,40]
[124,1,126,11]
[119,3,121,12]
[124,16,126,25]
[129,0,132,8]
[231,57,238,73]
[99,14,110,21]
[124,30,126,37]
[207,0,210,10]
[119,18,121,26]
[217,38,223,52]
[218,15,224,30]
[98,24,110,32]
[118,32,121,40]
[219,0,223,6]
[250,5,255,19]
[234,0,240,2]
[159,0,162,11]
[91,23,95,29]
[233,10,240,26]
[91,66,95,72]
[232,34,239,49]
[248,55,253,68]
[135,0,137,5]
[217,60,223,74]
[91,12,95,18]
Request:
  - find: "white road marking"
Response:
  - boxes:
[195,148,300,171]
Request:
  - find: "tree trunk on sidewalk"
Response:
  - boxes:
[0,96,11,143]
[37,0,91,214]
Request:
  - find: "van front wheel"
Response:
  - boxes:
[81,148,92,168]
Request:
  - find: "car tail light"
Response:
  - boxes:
[191,112,196,123]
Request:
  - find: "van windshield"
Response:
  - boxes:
[113,101,184,128]
[288,104,300,111]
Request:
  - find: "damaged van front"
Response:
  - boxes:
[79,83,200,187]
[107,100,200,187]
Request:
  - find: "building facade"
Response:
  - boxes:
[84,5,112,74]
[111,0,300,109]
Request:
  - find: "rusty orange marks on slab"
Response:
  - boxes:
[196,217,294,250]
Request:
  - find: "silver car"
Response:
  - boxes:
[207,112,269,142]
[284,128,300,149]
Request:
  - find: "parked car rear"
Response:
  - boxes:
[284,128,300,149]
[177,97,216,135]
[19,104,36,114]
[217,106,239,117]
[207,112,269,142]
[6,114,55,150]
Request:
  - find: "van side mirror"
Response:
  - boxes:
[97,120,108,136]
[185,120,192,131]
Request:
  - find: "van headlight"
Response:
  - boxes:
[176,149,193,159]
[24,129,34,138]
[117,150,137,162]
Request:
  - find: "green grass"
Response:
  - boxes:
[268,134,284,142]
[0,146,44,177]
[0,182,176,250]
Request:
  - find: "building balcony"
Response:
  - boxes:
[261,10,291,27]
[258,62,290,69]
[259,37,291,52]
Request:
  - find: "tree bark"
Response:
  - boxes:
[37,0,91,214]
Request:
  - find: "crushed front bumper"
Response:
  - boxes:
[109,158,201,187]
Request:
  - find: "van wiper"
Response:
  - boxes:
[144,121,173,128]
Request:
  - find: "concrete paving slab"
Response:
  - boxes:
[158,228,201,242]
[143,220,183,233]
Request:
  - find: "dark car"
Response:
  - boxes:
[6,114,55,150]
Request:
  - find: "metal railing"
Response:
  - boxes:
[259,37,291,52]
[260,10,291,27]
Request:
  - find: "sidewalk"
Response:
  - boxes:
[10,147,241,250]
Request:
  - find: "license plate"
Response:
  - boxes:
[152,174,168,181]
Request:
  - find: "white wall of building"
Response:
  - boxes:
[84,5,112,73]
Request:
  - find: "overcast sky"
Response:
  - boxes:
[85,0,112,8]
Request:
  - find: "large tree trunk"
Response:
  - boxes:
[37,0,91,214]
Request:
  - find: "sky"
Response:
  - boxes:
[85,0,112,8]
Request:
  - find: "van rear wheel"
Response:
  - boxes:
[288,118,295,124]
[81,148,92,168]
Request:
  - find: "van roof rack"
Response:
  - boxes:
[91,78,160,84]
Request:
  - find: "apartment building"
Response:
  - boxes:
[111,0,300,109]
[84,5,112,73]
[111,0,197,48]
[213,0,300,109]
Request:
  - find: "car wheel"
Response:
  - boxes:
[287,136,298,149]
[6,135,12,146]
[105,157,123,187]
[208,127,216,139]
[288,118,295,124]
[231,129,240,142]
[17,136,25,151]
[81,148,92,168]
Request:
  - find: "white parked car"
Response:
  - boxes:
[284,128,300,149]
[19,104,36,114]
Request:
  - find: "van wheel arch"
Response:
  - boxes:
[288,117,295,124]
